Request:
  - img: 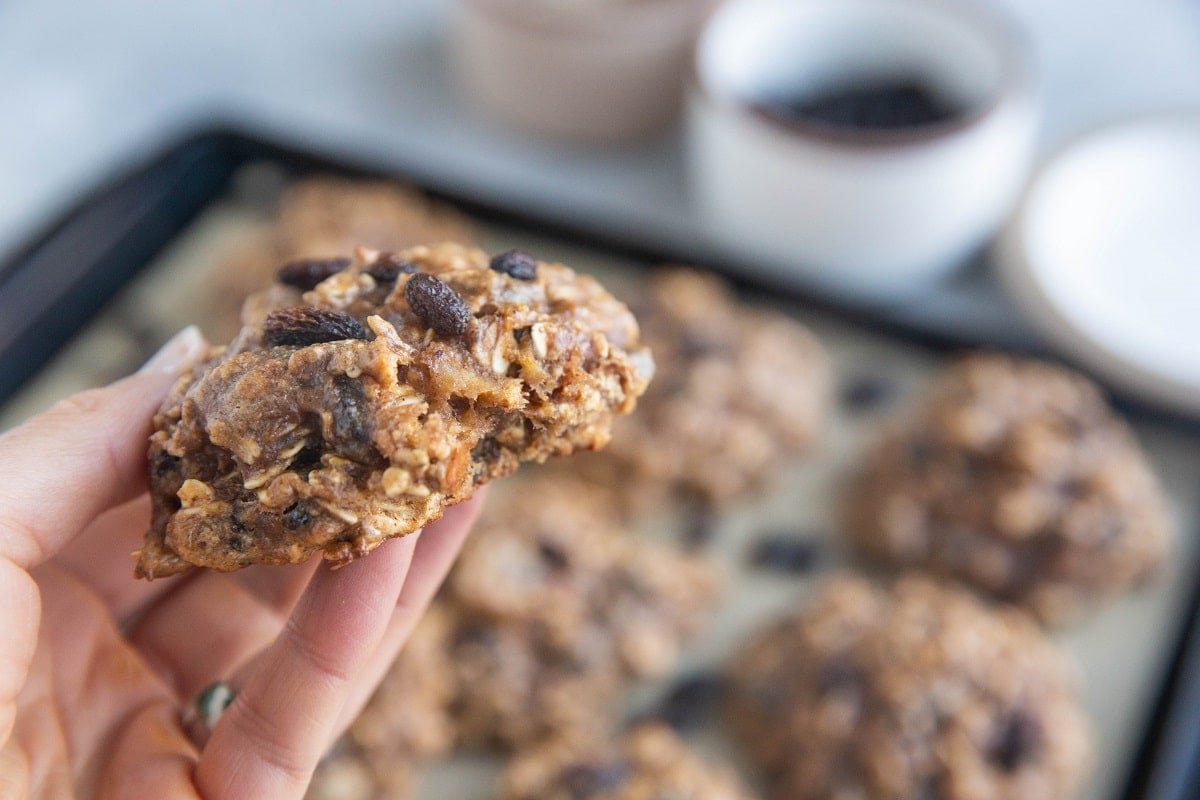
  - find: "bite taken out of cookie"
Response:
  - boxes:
[135,244,653,579]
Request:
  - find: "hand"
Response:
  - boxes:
[0,327,484,799]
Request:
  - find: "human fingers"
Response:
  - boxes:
[194,535,418,799]
[127,488,479,705]
[0,558,38,751]
[210,492,485,744]
[3,621,73,799]
[0,327,206,569]
[127,560,317,698]
[27,565,189,793]
[0,328,201,753]
[332,492,484,734]
[50,494,184,623]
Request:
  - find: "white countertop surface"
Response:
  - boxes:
[1,0,1199,348]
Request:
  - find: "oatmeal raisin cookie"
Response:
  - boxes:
[498,723,758,800]
[450,473,721,677]
[309,472,720,772]
[844,354,1173,623]
[445,473,722,748]
[591,267,829,506]
[137,244,652,578]
[726,573,1091,800]
[214,177,475,337]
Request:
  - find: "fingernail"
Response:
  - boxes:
[138,326,206,375]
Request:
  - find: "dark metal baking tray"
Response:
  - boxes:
[0,127,1196,800]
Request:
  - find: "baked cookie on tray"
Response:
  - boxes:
[588,267,830,507]
[843,353,1173,624]
[726,573,1092,800]
[213,177,476,337]
[446,473,722,748]
[316,473,722,762]
[446,611,626,751]
[136,244,653,578]
[498,722,759,800]
[449,472,722,677]
[267,178,475,258]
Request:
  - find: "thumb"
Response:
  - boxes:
[0,327,207,568]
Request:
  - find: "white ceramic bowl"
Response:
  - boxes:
[450,0,716,145]
[689,0,1038,299]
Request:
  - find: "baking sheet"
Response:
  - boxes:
[2,177,1198,800]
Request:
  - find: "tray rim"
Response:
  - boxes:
[0,124,1197,800]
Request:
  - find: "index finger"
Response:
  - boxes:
[0,327,206,568]
[194,535,419,798]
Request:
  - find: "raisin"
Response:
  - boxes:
[331,376,379,464]
[990,710,1042,772]
[679,331,725,359]
[536,538,570,571]
[263,308,369,348]
[907,436,936,467]
[489,249,537,280]
[817,662,863,694]
[283,502,313,530]
[912,778,947,800]
[471,436,502,464]
[840,374,898,412]
[560,761,630,797]
[683,508,717,550]
[276,258,351,290]
[289,441,324,474]
[230,500,252,533]
[454,622,499,650]
[748,532,823,574]
[152,451,180,479]
[405,273,471,336]
[367,252,418,283]
[653,672,725,730]
[1060,477,1088,497]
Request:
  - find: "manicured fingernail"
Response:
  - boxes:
[138,326,206,375]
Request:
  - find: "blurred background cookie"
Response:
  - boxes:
[843,354,1174,624]
[497,722,758,800]
[445,473,723,748]
[311,471,724,786]
[211,178,476,338]
[449,473,722,678]
[585,267,831,508]
[726,573,1092,800]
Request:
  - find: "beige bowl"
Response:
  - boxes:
[450,0,716,145]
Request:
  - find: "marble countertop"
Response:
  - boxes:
[1,0,1198,346]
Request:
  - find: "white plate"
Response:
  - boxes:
[998,114,1200,416]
